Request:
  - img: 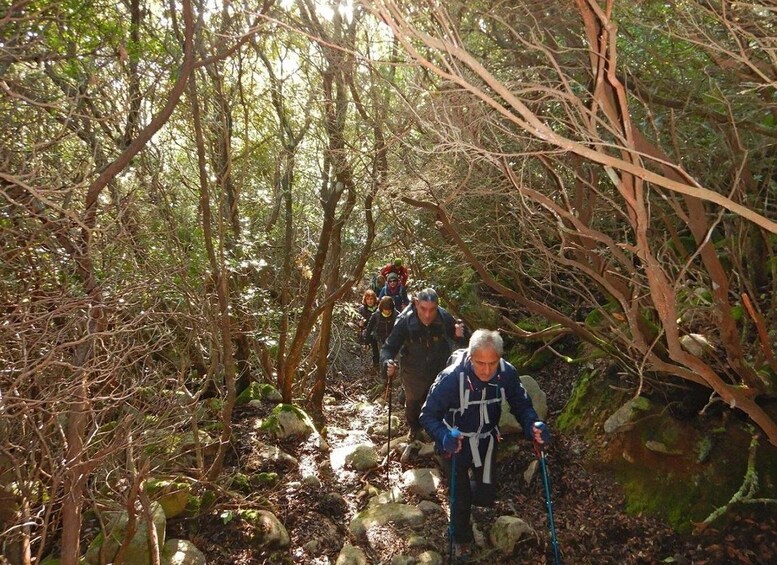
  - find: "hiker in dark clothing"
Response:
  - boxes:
[378,272,409,312]
[369,273,386,295]
[366,296,399,349]
[380,288,466,441]
[357,289,379,367]
[420,329,549,558]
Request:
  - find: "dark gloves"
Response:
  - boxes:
[442,428,461,454]
[534,421,551,445]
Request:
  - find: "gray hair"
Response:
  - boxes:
[468,329,504,356]
[415,288,439,304]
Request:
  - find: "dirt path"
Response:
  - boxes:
[179,338,777,564]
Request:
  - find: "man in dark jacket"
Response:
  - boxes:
[420,329,549,558]
[381,288,466,440]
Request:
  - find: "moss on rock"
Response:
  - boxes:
[555,360,777,532]
[556,366,627,439]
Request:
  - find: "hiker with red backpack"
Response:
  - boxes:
[379,257,409,287]
[419,329,550,562]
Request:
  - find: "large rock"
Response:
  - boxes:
[489,515,534,555]
[416,500,444,516]
[679,333,713,358]
[401,468,442,498]
[499,376,548,435]
[161,539,207,565]
[349,502,425,538]
[368,415,401,437]
[259,404,317,440]
[332,441,379,471]
[84,502,166,565]
[145,479,192,519]
[255,441,298,468]
[415,551,443,564]
[238,509,289,549]
[335,543,368,565]
[604,396,651,433]
[144,429,217,469]
[298,512,340,558]
[345,444,379,471]
[368,486,403,506]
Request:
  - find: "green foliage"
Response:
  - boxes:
[254,472,280,487]
[231,473,252,493]
[236,382,283,406]
[506,343,555,372]
[200,490,217,513]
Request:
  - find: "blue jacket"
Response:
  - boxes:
[420,349,540,453]
[378,283,409,312]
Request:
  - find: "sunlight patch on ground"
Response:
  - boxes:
[295,432,329,481]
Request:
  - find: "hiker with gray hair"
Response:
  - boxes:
[381,288,466,441]
[419,329,550,559]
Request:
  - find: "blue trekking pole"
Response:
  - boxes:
[447,428,461,565]
[534,423,561,564]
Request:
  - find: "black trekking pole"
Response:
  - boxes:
[447,428,461,565]
[384,360,396,484]
[534,424,561,564]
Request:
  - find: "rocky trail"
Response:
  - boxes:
[168,337,777,564]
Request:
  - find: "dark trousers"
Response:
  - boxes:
[439,437,498,543]
[401,368,436,433]
[369,337,379,366]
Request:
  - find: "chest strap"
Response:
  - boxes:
[444,367,507,483]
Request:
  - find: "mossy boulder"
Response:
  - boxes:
[84,502,166,565]
[237,509,290,549]
[143,429,217,469]
[557,362,777,532]
[259,403,317,440]
[506,343,555,372]
[236,382,282,406]
[145,479,193,519]
[603,396,652,433]
[557,365,628,438]
[335,543,368,565]
[344,444,379,471]
[608,421,761,532]
[489,515,534,555]
[253,472,279,487]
